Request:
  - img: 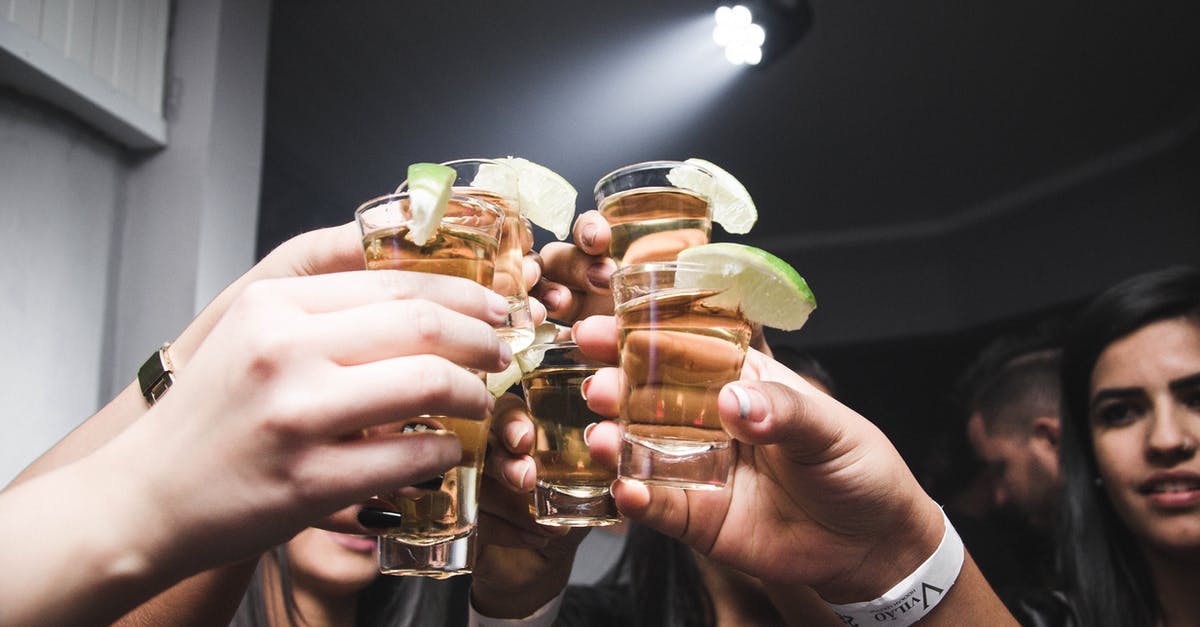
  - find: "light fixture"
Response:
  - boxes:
[712,0,812,67]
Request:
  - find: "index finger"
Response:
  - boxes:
[264,270,511,324]
[572,210,611,256]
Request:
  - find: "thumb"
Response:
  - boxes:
[719,381,864,465]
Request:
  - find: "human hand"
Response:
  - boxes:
[572,316,945,605]
[531,210,617,323]
[470,393,589,619]
[108,270,513,576]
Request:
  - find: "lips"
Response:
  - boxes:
[1137,471,1200,508]
[328,532,379,554]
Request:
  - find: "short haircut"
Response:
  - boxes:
[974,348,1062,436]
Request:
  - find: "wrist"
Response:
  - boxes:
[814,497,945,604]
[820,508,965,627]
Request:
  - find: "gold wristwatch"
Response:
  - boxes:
[138,343,175,406]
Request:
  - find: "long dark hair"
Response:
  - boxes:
[1058,265,1200,627]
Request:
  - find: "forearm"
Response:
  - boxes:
[114,559,259,627]
[0,456,184,625]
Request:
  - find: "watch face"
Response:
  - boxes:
[138,345,174,405]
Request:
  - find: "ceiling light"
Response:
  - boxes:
[712,0,812,68]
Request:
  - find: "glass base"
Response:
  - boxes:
[619,433,733,490]
[377,533,474,578]
[533,481,622,527]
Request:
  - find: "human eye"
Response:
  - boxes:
[1092,400,1143,427]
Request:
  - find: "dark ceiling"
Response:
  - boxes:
[257,0,1200,341]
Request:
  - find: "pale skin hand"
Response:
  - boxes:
[0,269,513,627]
[531,210,617,322]
[573,315,1018,625]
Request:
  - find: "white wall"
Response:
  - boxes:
[0,0,270,486]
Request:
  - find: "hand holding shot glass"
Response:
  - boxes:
[520,328,621,526]
[354,171,504,578]
[611,244,817,490]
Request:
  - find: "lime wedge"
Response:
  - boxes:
[667,158,757,235]
[676,243,815,331]
[486,322,567,397]
[406,163,455,246]
[494,157,577,240]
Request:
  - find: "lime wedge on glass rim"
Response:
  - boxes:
[666,158,757,235]
[479,157,577,240]
[676,243,816,331]
[405,162,455,246]
[485,322,564,397]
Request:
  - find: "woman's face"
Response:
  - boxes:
[286,528,379,597]
[1089,317,1200,556]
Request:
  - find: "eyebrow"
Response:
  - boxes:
[1168,371,1200,392]
[1090,371,1200,409]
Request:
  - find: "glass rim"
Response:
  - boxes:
[353,191,505,221]
[592,160,713,201]
[611,260,711,279]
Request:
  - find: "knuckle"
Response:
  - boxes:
[404,300,446,345]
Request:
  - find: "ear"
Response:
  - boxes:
[1031,416,1061,450]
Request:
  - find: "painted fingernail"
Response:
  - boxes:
[580,375,594,401]
[729,385,763,422]
[357,508,404,529]
[583,422,599,446]
[505,422,529,451]
[586,261,614,290]
[412,475,445,491]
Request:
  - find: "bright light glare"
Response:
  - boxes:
[713,4,765,66]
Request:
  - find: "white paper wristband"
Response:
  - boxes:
[826,510,964,627]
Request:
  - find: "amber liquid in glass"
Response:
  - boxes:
[616,288,751,460]
[600,187,711,265]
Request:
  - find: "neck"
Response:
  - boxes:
[1143,547,1200,627]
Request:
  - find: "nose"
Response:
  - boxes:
[1145,402,1198,464]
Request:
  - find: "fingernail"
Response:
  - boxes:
[583,422,599,446]
[506,458,532,490]
[497,341,513,368]
[586,261,614,290]
[505,422,529,451]
[729,385,764,422]
[412,475,445,491]
[357,508,404,529]
[580,222,597,249]
[570,321,581,344]
[487,291,510,319]
[541,288,564,313]
[580,375,594,401]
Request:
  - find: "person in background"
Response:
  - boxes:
[1033,265,1200,627]
[961,335,1065,591]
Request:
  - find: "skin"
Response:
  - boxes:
[967,412,1062,530]
[481,212,1015,625]
[277,529,380,627]
[0,223,527,626]
[1088,317,1200,626]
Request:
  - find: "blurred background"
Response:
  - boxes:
[2,0,1198,516]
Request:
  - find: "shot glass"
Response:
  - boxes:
[400,158,535,350]
[377,534,475,580]
[520,336,621,526]
[594,160,714,266]
[611,262,752,490]
[355,191,503,576]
